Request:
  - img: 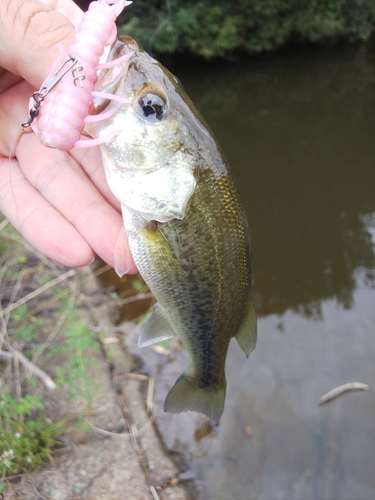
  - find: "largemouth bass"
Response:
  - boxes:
[87,36,257,421]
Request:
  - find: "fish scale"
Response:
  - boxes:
[86,35,257,420]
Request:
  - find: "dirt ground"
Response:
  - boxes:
[0,234,198,500]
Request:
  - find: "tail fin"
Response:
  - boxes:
[164,373,226,421]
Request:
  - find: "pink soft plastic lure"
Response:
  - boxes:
[23,0,132,151]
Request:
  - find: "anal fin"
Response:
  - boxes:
[138,303,176,347]
[235,297,257,357]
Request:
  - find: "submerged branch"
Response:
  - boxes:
[319,382,369,405]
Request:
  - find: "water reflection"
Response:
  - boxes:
[122,43,375,500]
[127,282,375,499]
[166,43,375,318]
[196,288,375,500]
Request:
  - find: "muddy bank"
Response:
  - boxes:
[0,222,198,499]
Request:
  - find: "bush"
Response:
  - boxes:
[75,0,375,58]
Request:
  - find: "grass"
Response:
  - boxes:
[0,215,152,493]
[0,218,108,486]
[0,389,66,478]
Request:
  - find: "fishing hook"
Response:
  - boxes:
[22,56,79,129]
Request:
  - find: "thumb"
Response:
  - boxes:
[0,0,83,89]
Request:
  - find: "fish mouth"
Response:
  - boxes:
[117,35,140,53]
[89,37,139,115]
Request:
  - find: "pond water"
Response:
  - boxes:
[124,43,375,499]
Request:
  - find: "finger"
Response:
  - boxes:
[0,0,80,89]
[0,82,136,272]
[0,68,22,94]
[0,80,33,156]
[0,77,121,210]
[0,155,94,267]
[70,145,121,211]
[15,132,135,270]
[38,0,83,27]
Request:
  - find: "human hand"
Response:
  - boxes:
[0,0,136,272]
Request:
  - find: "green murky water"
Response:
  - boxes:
[127,43,375,500]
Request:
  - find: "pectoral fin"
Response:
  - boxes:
[235,298,257,357]
[138,303,176,347]
[114,224,138,277]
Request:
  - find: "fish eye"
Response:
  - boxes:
[138,93,166,121]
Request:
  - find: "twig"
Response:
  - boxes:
[0,350,12,360]
[0,269,76,318]
[116,293,153,306]
[117,373,150,381]
[32,296,73,364]
[146,376,154,413]
[112,373,154,412]
[100,337,120,344]
[89,402,113,415]
[0,349,56,390]
[90,293,153,312]
[91,263,111,278]
[26,477,49,500]
[319,382,369,405]
[13,344,22,402]
[149,485,161,500]
[0,218,9,233]
[1,271,25,350]
[91,410,155,439]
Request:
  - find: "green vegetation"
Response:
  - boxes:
[113,0,375,58]
[0,390,66,478]
[0,213,151,493]
[47,290,101,408]
[0,219,102,483]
